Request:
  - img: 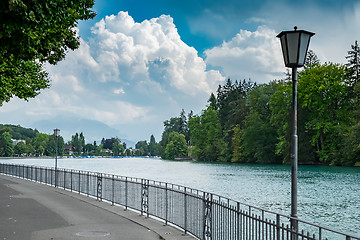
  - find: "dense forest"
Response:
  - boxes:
[155,41,360,167]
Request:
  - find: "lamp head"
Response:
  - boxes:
[277,27,315,68]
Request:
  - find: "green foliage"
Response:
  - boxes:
[0,131,13,156]
[346,40,360,84]
[298,63,351,165]
[0,58,50,105]
[0,0,96,64]
[242,82,279,163]
[112,139,124,156]
[216,79,256,161]
[0,124,38,139]
[46,135,64,156]
[33,133,49,155]
[0,0,96,105]
[159,110,191,157]
[305,50,320,69]
[70,132,86,154]
[148,135,157,156]
[188,107,225,162]
[135,140,149,156]
[14,141,27,155]
[164,132,187,160]
[84,143,95,154]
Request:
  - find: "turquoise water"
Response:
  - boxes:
[1,157,359,236]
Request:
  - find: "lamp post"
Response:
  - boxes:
[54,128,60,187]
[277,27,314,237]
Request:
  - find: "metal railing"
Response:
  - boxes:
[0,163,358,240]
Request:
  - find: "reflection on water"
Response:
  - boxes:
[1,157,359,236]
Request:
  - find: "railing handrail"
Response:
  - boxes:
[1,163,359,240]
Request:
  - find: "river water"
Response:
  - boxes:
[1,157,359,237]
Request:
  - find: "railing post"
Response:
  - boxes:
[78,171,81,194]
[112,175,115,205]
[291,217,298,240]
[276,214,280,240]
[165,183,168,225]
[64,170,66,190]
[70,170,72,192]
[87,172,90,196]
[125,177,128,210]
[203,192,212,240]
[141,179,149,217]
[184,187,187,234]
[45,167,47,184]
[55,167,57,187]
[97,173,102,201]
[237,202,240,240]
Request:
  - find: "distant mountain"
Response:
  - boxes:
[32,117,135,147]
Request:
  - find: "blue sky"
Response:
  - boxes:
[1,0,360,144]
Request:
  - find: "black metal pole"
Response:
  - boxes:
[291,67,298,238]
[55,135,58,187]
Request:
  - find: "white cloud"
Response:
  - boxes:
[113,88,125,95]
[205,26,284,83]
[88,11,224,95]
[254,1,360,66]
[1,11,224,142]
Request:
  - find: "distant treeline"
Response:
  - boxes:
[0,124,148,157]
[154,43,360,167]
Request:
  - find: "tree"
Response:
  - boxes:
[14,141,27,156]
[269,79,293,163]
[102,137,118,150]
[0,131,13,156]
[125,149,131,156]
[0,59,50,105]
[71,133,81,154]
[148,135,157,156]
[305,50,320,69]
[237,82,279,163]
[33,133,49,156]
[346,40,360,84]
[188,107,225,162]
[25,142,35,156]
[298,63,351,165]
[179,109,189,141]
[164,132,187,160]
[79,132,85,153]
[0,124,38,139]
[135,140,149,156]
[208,93,218,110]
[112,138,124,156]
[84,143,95,155]
[0,0,96,105]
[95,144,103,156]
[46,135,64,156]
[216,79,256,161]
[159,111,190,157]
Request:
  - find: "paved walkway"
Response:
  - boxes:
[0,175,195,240]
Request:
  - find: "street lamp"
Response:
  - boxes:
[54,128,60,187]
[277,27,314,237]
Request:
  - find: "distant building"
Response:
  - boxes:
[11,139,26,146]
[64,145,75,155]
